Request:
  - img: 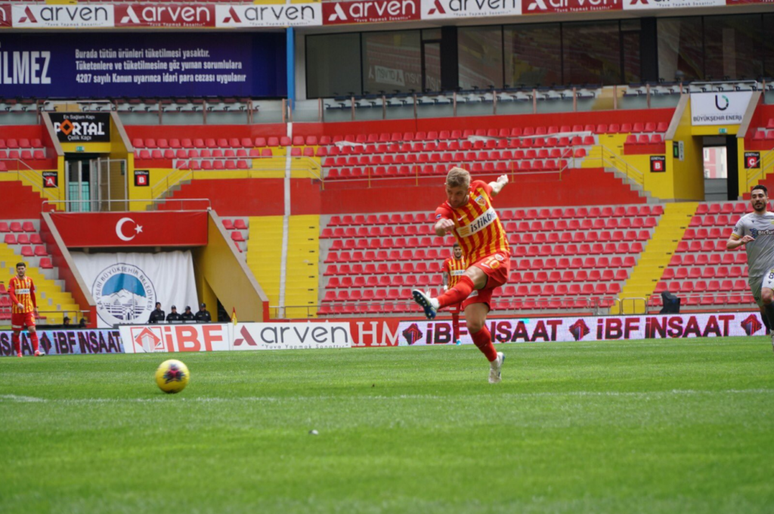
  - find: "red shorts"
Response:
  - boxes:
[461,251,510,311]
[11,312,36,331]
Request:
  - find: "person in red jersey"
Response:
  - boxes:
[9,262,43,357]
[413,167,510,383]
[441,242,468,345]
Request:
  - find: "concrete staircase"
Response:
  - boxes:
[0,243,81,325]
[614,202,697,314]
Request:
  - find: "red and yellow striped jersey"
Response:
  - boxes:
[435,180,510,263]
[9,275,36,314]
[442,256,468,288]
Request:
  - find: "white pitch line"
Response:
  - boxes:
[3,389,772,404]
[0,394,46,403]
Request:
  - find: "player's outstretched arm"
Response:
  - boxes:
[489,174,508,197]
[727,234,753,250]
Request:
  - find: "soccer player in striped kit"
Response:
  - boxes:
[9,262,43,357]
[441,242,468,345]
[413,167,510,383]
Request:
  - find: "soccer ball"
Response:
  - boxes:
[155,359,190,394]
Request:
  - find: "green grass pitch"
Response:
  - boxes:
[1,337,773,513]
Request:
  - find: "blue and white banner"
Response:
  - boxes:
[0,32,286,98]
[71,251,199,328]
[0,329,123,356]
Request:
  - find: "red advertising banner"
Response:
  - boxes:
[115,4,216,28]
[522,0,621,14]
[0,5,10,27]
[322,0,421,25]
[347,318,403,347]
[51,211,208,248]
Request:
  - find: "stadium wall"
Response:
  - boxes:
[191,211,270,322]
[670,96,705,201]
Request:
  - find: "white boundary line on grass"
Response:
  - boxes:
[1,389,773,404]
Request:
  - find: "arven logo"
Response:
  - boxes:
[221,6,241,23]
[423,0,521,18]
[525,0,621,12]
[116,5,215,27]
[428,0,447,13]
[215,4,321,27]
[13,5,114,27]
[18,6,36,23]
[323,0,419,24]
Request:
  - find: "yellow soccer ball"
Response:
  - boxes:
[155,359,190,394]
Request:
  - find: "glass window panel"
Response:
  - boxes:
[621,19,641,84]
[362,31,422,94]
[562,21,621,86]
[657,17,703,82]
[306,34,361,98]
[504,23,561,88]
[704,15,762,81]
[423,28,442,41]
[458,26,504,90]
[765,14,774,79]
[424,42,442,92]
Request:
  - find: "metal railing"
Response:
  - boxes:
[151,169,193,201]
[0,164,60,203]
[34,310,91,326]
[586,144,646,187]
[42,198,211,212]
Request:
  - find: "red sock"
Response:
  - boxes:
[452,312,460,341]
[30,332,39,353]
[437,276,474,308]
[470,325,497,362]
[12,333,21,355]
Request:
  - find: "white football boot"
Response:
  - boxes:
[489,352,505,384]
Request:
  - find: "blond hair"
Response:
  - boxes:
[446,167,470,188]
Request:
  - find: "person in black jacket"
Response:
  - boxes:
[181,306,195,321]
[194,303,211,322]
[166,305,182,322]
[149,302,165,324]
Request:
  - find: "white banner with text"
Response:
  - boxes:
[395,312,764,345]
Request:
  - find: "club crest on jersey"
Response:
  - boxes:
[475,194,486,206]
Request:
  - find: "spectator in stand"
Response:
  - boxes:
[166,305,182,323]
[63,316,71,328]
[181,306,195,321]
[195,303,212,322]
[149,302,165,324]
[78,318,87,329]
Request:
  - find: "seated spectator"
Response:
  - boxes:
[166,305,182,323]
[194,303,211,322]
[181,306,195,321]
[149,302,165,324]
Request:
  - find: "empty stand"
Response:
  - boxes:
[317,203,665,316]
